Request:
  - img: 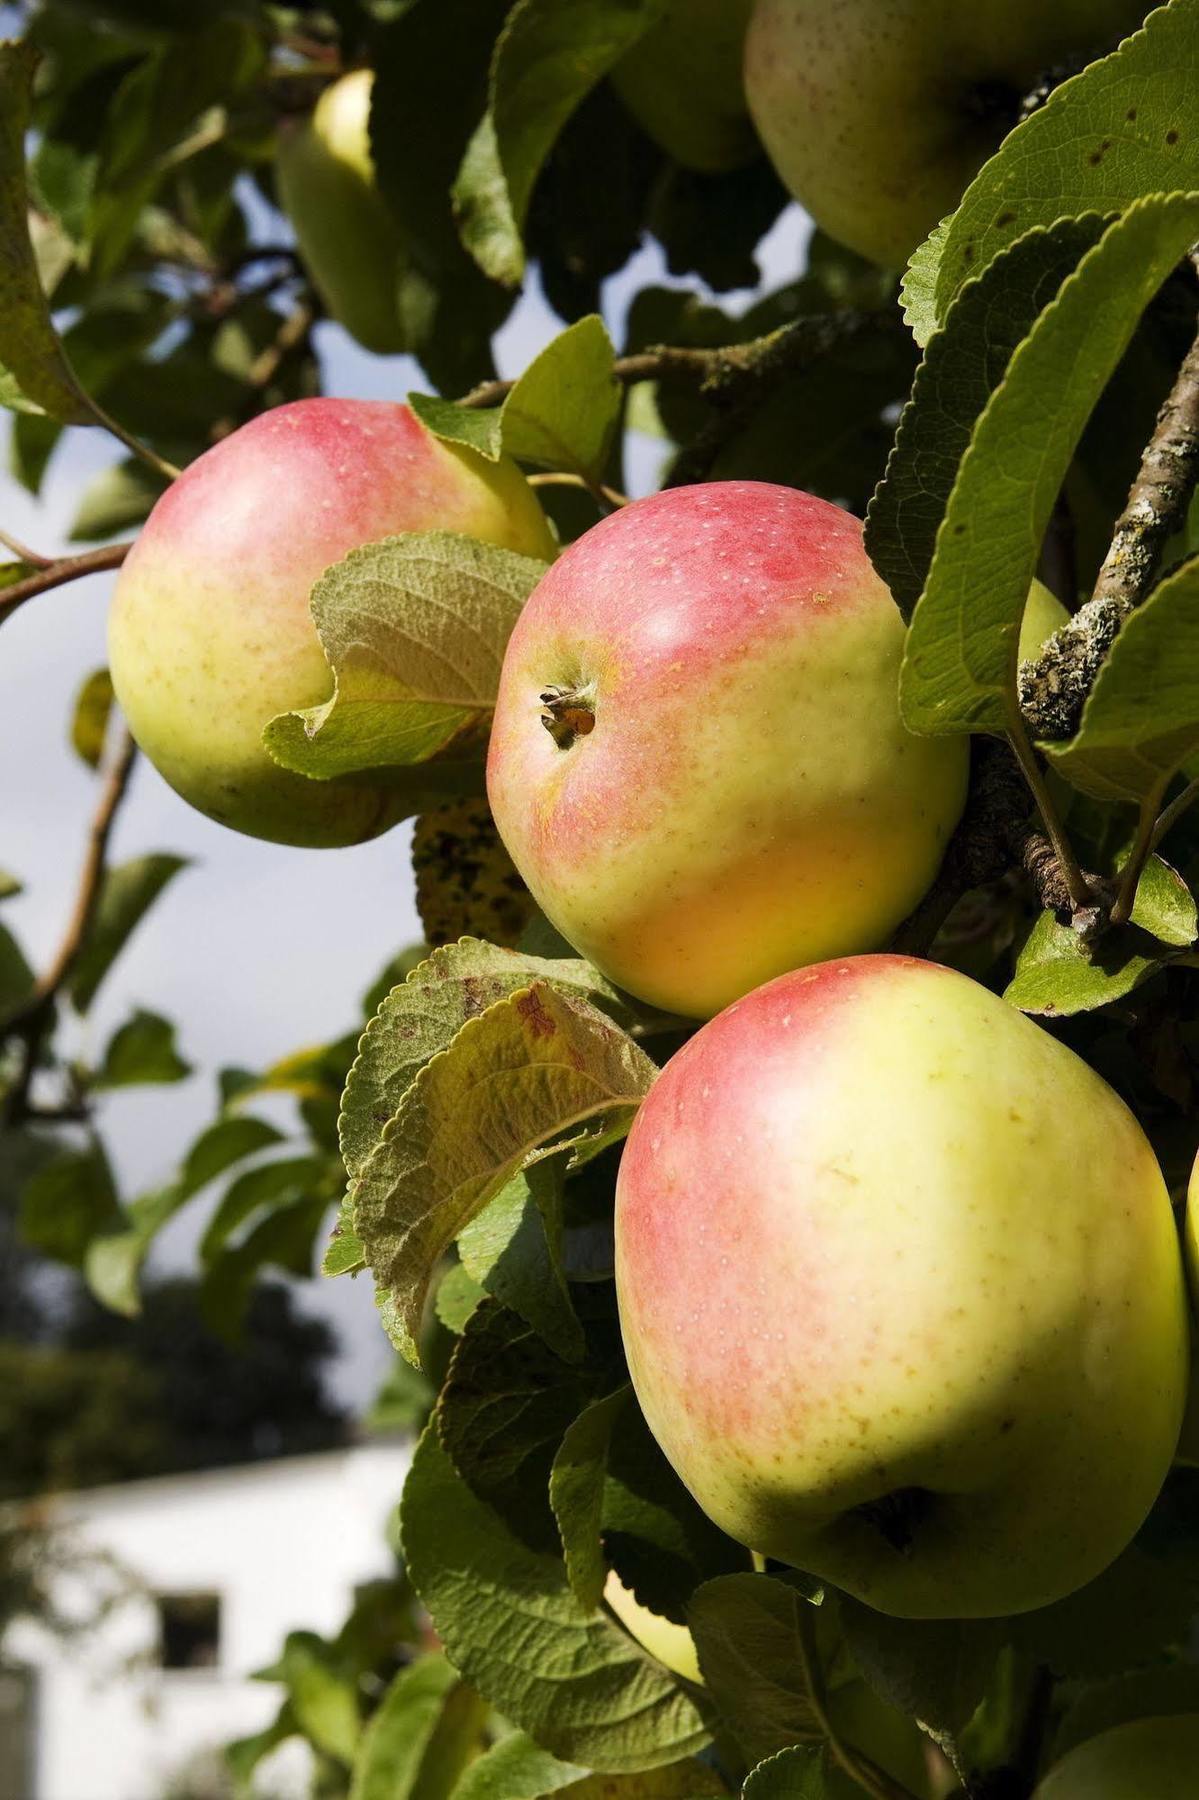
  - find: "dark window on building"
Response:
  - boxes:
[156,1593,220,1671]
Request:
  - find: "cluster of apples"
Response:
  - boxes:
[274,0,1152,358]
[109,399,1193,1645]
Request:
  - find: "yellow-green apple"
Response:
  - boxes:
[276,69,413,355]
[743,0,1150,267]
[604,1571,938,1794]
[603,1571,703,1683]
[1178,1148,1199,1465]
[487,482,967,1018]
[1035,1715,1199,1798]
[611,0,757,172]
[109,399,553,848]
[1021,578,1070,660]
[615,955,1187,1618]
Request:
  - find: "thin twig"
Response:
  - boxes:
[3,729,138,1123]
[0,527,51,567]
[88,398,181,483]
[1020,261,1199,740]
[527,471,629,507]
[0,542,134,625]
[1110,775,1171,927]
[1151,777,1199,853]
[1006,714,1093,912]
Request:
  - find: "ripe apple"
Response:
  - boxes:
[611,0,757,172]
[1035,1715,1199,1798]
[744,0,1150,267]
[615,955,1187,1618]
[109,399,554,848]
[487,482,967,1018]
[276,70,413,356]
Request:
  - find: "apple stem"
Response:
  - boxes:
[1005,716,1094,915]
[540,686,596,750]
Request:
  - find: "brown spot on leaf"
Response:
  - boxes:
[995,209,1016,229]
[516,988,557,1038]
[1166,129,1180,145]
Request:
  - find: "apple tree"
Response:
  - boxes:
[4,2,1199,1797]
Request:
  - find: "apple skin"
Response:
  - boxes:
[614,954,1187,1618]
[276,70,413,356]
[611,0,757,172]
[603,1571,703,1684]
[1035,1715,1199,1798]
[108,399,554,848]
[744,0,1150,267]
[487,482,967,1019]
[1178,1149,1199,1465]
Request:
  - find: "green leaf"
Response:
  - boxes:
[401,1425,709,1772]
[200,1156,325,1264]
[413,315,620,489]
[1048,558,1199,802]
[901,195,1199,737]
[866,220,1103,618]
[0,42,92,421]
[741,1747,831,1799]
[0,919,35,1015]
[437,1300,619,1553]
[357,984,655,1363]
[19,1142,122,1268]
[226,1702,298,1790]
[458,1160,584,1363]
[348,1653,460,1800]
[340,939,628,1185]
[70,853,188,1012]
[84,1184,181,1316]
[687,1574,823,1767]
[0,559,35,591]
[454,0,667,285]
[181,1114,286,1197]
[70,667,115,769]
[69,457,166,541]
[550,1387,629,1610]
[920,2,1199,343]
[95,1007,190,1087]
[262,532,546,782]
[835,1594,999,1740]
[1005,851,1196,1016]
[602,1399,750,1625]
[264,1631,360,1766]
[1009,1541,1199,1680]
[435,1261,486,1334]
[0,868,21,900]
[451,1734,726,1798]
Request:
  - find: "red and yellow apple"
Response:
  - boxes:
[109,399,553,848]
[611,0,757,172]
[744,0,1150,267]
[615,955,1187,1618]
[487,482,967,1017]
[1035,1715,1199,1798]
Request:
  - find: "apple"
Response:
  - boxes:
[743,0,1150,267]
[1178,1149,1199,1465]
[604,1571,938,1794]
[109,399,554,848]
[611,0,757,172]
[1021,578,1070,661]
[487,481,967,1018]
[276,70,413,356]
[1035,1715,1199,1798]
[614,954,1188,1618]
[603,1570,703,1684]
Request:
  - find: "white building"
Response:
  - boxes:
[3,1439,413,1800]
